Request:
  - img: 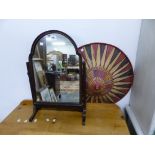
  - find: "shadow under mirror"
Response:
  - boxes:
[32,33,80,103]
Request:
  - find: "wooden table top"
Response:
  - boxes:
[0,100,129,135]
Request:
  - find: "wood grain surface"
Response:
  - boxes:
[0,100,129,135]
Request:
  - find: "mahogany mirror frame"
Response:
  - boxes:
[26,30,86,125]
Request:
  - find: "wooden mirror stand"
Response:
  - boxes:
[26,30,86,125]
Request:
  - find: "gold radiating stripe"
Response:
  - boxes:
[113,63,129,76]
[113,69,130,79]
[91,45,96,67]
[101,45,107,67]
[107,52,121,71]
[108,92,120,99]
[105,94,114,102]
[84,47,92,69]
[85,63,89,69]
[103,96,108,102]
[113,86,129,90]
[104,47,115,69]
[96,45,101,67]
[111,88,125,95]
[110,58,126,74]
[113,75,131,82]
[114,82,132,85]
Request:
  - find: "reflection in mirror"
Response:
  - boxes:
[32,33,80,103]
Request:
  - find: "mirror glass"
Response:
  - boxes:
[32,33,80,103]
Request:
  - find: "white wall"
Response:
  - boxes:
[129,20,155,134]
[0,19,141,122]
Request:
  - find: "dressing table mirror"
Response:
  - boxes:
[27,30,86,125]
